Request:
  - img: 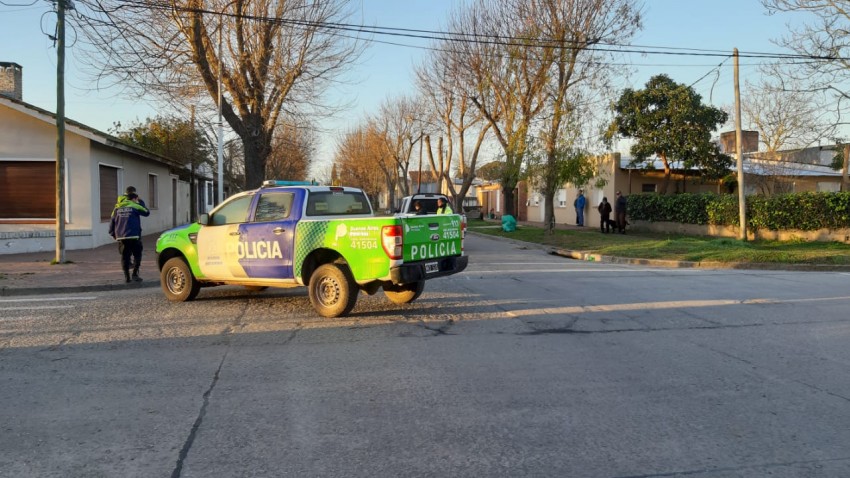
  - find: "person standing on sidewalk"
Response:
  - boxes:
[575,189,586,226]
[109,192,150,283]
[614,191,628,234]
[598,197,612,233]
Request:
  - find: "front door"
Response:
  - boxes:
[236,191,299,280]
[197,194,255,280]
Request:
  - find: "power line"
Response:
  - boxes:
[0,0,39,6]
[690,57,732,88]
[78,0,846,63]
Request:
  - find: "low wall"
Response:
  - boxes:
[0,228,96,254]
[631,220,850,243]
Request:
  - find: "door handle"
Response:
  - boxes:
[229,231,241,236]
[273,227,285,235]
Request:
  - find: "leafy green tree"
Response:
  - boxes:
[525,136,600,233]
[608,74,731,194]
[112,115,213,170]
[112,115,213,216]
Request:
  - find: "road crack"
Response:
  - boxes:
[171,299,258,477]
[171,350,228,478]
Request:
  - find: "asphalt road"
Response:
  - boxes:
[2,234,850,477]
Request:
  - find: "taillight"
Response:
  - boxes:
[382,225,403,260]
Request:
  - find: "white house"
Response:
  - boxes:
[0,61,214,254]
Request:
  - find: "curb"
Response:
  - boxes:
[0,280,160,297]
[468,230,850,272]
[550,248,850,272]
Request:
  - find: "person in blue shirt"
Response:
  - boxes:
[109,192,150,283]
[575,189,586,226]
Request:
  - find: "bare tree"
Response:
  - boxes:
[415,38,492,215]
[375,96,423,198]
[742,79,826,153]
[265,122,315,181]
[761,0,850,189]
[735,79,828,195]
[450,0,641,219]
[334,125,394,209]
[533,0,641,232]
[74,0,363,189]
[452,0,546,217]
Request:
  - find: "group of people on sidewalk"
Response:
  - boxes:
[596,191,627,234]
[572,189,627,234]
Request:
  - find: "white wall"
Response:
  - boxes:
[0,103,193,254]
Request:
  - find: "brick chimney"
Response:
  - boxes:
[0,62,23,101]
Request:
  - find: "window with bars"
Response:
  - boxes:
[99,165,119,222]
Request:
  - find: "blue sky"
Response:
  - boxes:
[0,0,803,170]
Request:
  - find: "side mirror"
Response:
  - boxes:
[198,213,209,226]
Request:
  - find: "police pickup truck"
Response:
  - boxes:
[155,181,468,317]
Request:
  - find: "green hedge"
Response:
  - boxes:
[627,191,850,231]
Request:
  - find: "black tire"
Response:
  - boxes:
[383,281,425,305]
[308,263,358,318]
[161,257,201,302]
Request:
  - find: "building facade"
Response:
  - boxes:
[0,62,214,254]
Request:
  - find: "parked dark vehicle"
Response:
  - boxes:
[462,197,483,219]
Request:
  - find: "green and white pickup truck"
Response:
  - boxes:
[155,181,468,317]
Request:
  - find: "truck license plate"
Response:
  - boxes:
[424,262,439,273]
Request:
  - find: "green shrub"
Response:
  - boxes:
[627,191,850,231]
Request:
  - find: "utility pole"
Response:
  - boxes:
[54,0,67,263]
[417,133,423,194]
[734,48,747,241]
[190,105,197,222]
[217,10,225,205]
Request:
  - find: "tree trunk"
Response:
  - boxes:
[544,195,556,234]
[843,145,849,192]
[241,119,272,189]
[660,152,671,195]
[503,186,516,217]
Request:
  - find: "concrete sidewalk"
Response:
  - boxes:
[0,234,161,296]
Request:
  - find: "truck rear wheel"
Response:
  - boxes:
[383,281,425,304]
[161,257,201,302]
[309,263,358,318]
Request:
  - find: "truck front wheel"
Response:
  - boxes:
[383,281,425,304]
[161,257,201,302]
[308,263,359,318]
